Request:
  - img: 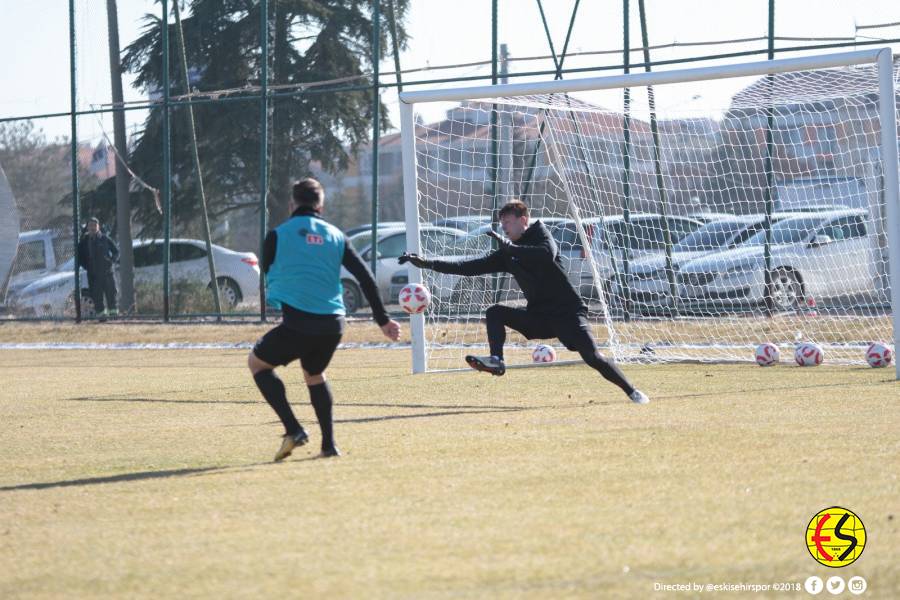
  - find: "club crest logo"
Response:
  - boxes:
[806,507,866,567]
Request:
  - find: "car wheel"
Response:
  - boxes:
[342,280,362,314]
[65,291,95,318]
[212,277,242,308]
[770,269,802,312]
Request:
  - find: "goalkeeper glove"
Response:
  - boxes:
[398,253,432,269]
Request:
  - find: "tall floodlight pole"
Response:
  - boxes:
[259,0,269,321]
[106,0,134,315]
[369,0,381,275]
[69,0,81,322]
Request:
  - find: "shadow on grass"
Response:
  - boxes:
[0,458,321,493]
[66,397,533,413]
[67,395,531,425]
[337,406,526,424]
[661,378,897,401]
[67,396,257,405]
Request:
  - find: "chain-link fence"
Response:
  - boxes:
[1,0,898,322]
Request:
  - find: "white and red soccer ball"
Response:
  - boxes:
[866,342,893,368]
[532,344,557,363]
[398,283,431,314]
[755,343,779,366]
[794,342,824,366]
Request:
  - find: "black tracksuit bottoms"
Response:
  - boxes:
[484,304,635,395]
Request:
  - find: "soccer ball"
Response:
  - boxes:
[755,342,779,366]
[794,342,824,366]
[866,342,893,368]
[532,344,557,363]
[398,283,431,314]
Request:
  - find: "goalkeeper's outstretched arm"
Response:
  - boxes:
[399,251,504,276]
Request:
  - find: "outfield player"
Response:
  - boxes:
[249,178,401,461]
[399,200,648,404]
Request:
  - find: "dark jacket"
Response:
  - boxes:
[429,220,586,316]
[77,232,119,275]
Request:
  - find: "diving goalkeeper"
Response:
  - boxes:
[399,200,649,404]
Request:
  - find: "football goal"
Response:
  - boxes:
[398,48,900,378]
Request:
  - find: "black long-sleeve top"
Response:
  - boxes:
[429,220,586,316]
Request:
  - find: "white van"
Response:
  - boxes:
[4,230,72,302]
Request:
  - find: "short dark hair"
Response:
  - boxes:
[292,178,324,209]
[498,200,529,219]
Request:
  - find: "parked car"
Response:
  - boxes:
[340,227,404,313]
[676,209,877,312]
[10,239,260,317]
[549,214,704,300]
[340,226,468,313]
[433,215,492,233]
[343,222,406,238]
[460,217,569,252]
[615,213,803,309]
[4,229,71,302]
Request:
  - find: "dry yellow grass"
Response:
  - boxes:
[0,346,898,598]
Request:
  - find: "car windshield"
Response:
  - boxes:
[744,217,825,246]
[550,220,604,251]
[349,232,373,251]
[351,229,405,253]
[673,220,749,252]
[458,229,493,254]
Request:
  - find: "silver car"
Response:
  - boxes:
[616,213,804,311]
[11,239,260,317]
[676,209,878,312]
[340,226,467,313]
[549,214,704,300]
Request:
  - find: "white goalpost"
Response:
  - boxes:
[399,48,900,378]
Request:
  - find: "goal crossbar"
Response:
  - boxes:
[399,49,886,105]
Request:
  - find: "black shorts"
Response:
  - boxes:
[488,305,594,352]
[252,324,342,375]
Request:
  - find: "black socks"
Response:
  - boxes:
[578,349,635,396]
[254,370,302,436]
[308,382,335,452]
[255,370,336,451]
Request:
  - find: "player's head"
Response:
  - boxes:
[498,200,529,241]
[291,178,325,214]
[87,217,100,235]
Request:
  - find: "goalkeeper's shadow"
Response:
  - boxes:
[336,406,526,425]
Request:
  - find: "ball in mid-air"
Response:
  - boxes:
[398,283,431,314]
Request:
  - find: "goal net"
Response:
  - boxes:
[398,50,900,374]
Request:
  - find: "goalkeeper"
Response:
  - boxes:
[399,200,648,404]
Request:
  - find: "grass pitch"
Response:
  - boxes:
[0,325,898,598]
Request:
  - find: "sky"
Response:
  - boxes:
[1,0,900,146]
